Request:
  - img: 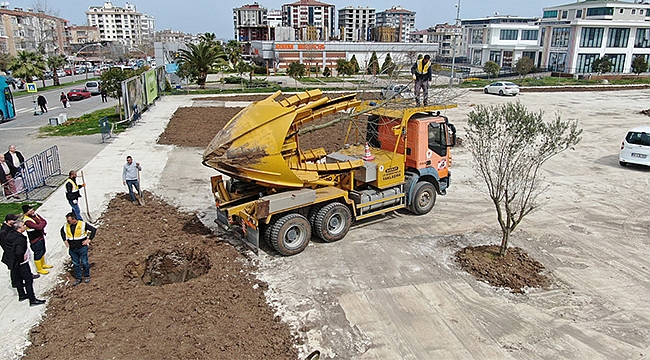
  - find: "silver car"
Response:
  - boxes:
[483,81,520,96]
[85,81,101,95]
[619,126,650,167]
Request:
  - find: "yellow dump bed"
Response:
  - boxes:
[202,90,364,189]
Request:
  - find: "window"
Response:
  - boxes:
[619,9,624,14]
[635,28,650,48]
[521,30,538,40]
[489,50,501,64]
[580,27,604,47]
[561,11,568,19]
[576,53,599,72]
[543,10,558,18]
[540,27,546,46]
[632,9,636,14]
[548,52,568,71]
[471,29,483,44]
[551,27,570,47]
[605,54,626,72]
[428,122,447,157]
[607,28,629,47]
[502,51,514,67]
[500,29,518,40]
[522,51,536,61]
[587,7,614,16]
[626,131,650,146]
[576,9,583,18]
[641,10,644,15]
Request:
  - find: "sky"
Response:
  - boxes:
[6,0,570,39]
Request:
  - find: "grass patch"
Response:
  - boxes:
[38,107,124,137]
[460,75,650,88]
[0,201,41,221]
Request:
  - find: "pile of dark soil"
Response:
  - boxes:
[192,91,380,103]
[455,245,552,293]
[157,107,243,148]
[23,193,298,359]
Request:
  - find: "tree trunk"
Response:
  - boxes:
[499,228,510,257]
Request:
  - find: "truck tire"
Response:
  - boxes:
[308,204,325,231]
[270,213,311,256]
[408,182,436,215]
[313,203,352,242]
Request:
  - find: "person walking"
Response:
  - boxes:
[411,54,433,107]
[0,156,20,199]
[60,92,69,108]
[100,88,108,102]
[123,156,142,204]
[60,212,97,286]
[37,95,48,113]
[65,170,85,221]
[1,220,46,306]
[22,205,52,275]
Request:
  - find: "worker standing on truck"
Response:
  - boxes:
[411,54,432,107]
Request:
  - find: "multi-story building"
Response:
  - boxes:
[141,13,155,45]
[267,9,282,28]
[338,6,375,42]
[68,25,101,45]
[539,0,650,74]
[233,2,269,41]
[0,6,69,55]
[372,26,397,42]
[462,15,541,68]
[282,0,335,41]
[428,23,464,59]
[375,6,416,43]
[154,29,191,44]
[86,1,150,47]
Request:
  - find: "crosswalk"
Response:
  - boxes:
[15,105,71,114]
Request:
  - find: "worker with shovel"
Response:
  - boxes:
[123,156,142,205]
[65,170,85,221]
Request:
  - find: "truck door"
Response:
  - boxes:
[427,122,447,157]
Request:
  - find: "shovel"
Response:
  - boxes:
[80,171,95,223]
[137,168,145,205]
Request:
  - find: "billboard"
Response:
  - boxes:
[122,76,144,121]
[144,69,157,105]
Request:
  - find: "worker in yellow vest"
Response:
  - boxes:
[60,212,97,286]
[22,205,52,275]
[411,54,433,107]
[65,170,85,221]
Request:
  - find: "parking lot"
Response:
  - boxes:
[219,89,650,359]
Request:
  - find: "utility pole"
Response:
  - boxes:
[449,0,461,87]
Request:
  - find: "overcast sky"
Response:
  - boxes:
[8,0,569,39]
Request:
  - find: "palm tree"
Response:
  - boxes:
[47,54,67,86]
[225,40,242,68]
[200,32,217,46]
[9,51,46,85]
[177,42,226,88]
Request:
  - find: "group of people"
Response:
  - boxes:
[1,145,26,200]
[37,89,109,111]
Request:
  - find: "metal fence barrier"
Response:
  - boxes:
[18,145,61,199]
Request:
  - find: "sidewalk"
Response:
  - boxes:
[0,95,192,359]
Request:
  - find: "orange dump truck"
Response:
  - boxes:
[203,89,457,255]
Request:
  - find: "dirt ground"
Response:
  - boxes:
[157,107,244,148]
[23,193,298,359]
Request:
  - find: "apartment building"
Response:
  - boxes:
[141,13,155,44]
[282,0,335,41]
[86,1,150,47]
[462,16,541,68]
[539,0,650,73]
[338,6,376,42]
[0,6,69,55]
[375,6,416,43]
[429,23,464,59]
[68,25,100,45]
[233,2,269,41]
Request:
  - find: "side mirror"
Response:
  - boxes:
[447,124,457,147]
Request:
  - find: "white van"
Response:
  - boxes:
[85,81,101,95]
[619,126,650,167]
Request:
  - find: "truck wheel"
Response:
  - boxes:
[314,203,352,242]
[408,182,436,215]
[308,204,324,231]
[270,213,311,256]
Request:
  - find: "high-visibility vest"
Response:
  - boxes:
[22,214,36,232]
[65,221,87,240]
[66,178,80,196]
[417,59,431,74]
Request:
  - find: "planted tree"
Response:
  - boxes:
[286,61,306,89]
[322,66,331,77]
[631,55,649,75]
[367,51,379,75]
[591,56,612,74]
[234,61,253,90]
[336,59,355,76]
[100,67,129,119]
[381,53,396,76]
[483,61,500,79]
[349,55,360,73]
[176,42,226,87]
[226,40,242,68]
[515,57,534,79]
[47,54,67,86]
[465,102,582,256]
[9,51,46,84]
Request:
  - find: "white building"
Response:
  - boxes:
[141,13,155,44]
[267,9,282,28]
[233,2,269,41]
[282,0,336,41]
[428,23,464,59]
[462,16,541,68]
[375,6,416,43]
[539,0,650,74]
[86,1,149,47]
[338,6,376,42]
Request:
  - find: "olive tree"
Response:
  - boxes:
[631,55,648,75]
[591,56,612,74]
[465,102,582,256]
[515,57,534,79]
[483,61,500,78]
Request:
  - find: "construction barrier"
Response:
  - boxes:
[18,145,61,198]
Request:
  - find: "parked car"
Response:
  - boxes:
[483,81,520,96]
[43,71,53,80]
[56,70,66,78]
[619,126,650,167]
[67,88,92,101]
[85,81,101,95]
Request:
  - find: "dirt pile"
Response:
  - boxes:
[23,193,298,359]
[157,107,243,148]
[455,245,552,293]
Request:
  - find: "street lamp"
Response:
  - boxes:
[71,43,103,81]
[450,0,461,87]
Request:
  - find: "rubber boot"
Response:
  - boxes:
[42,256,53,269]
[35,259,49,275]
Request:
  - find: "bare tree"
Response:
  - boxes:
[465,102,582,256]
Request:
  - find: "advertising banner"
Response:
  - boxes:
[144,69,157,105]
[122,75,144,120]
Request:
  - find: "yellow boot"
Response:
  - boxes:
[35,258,49,275]
[42,256,53,269]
